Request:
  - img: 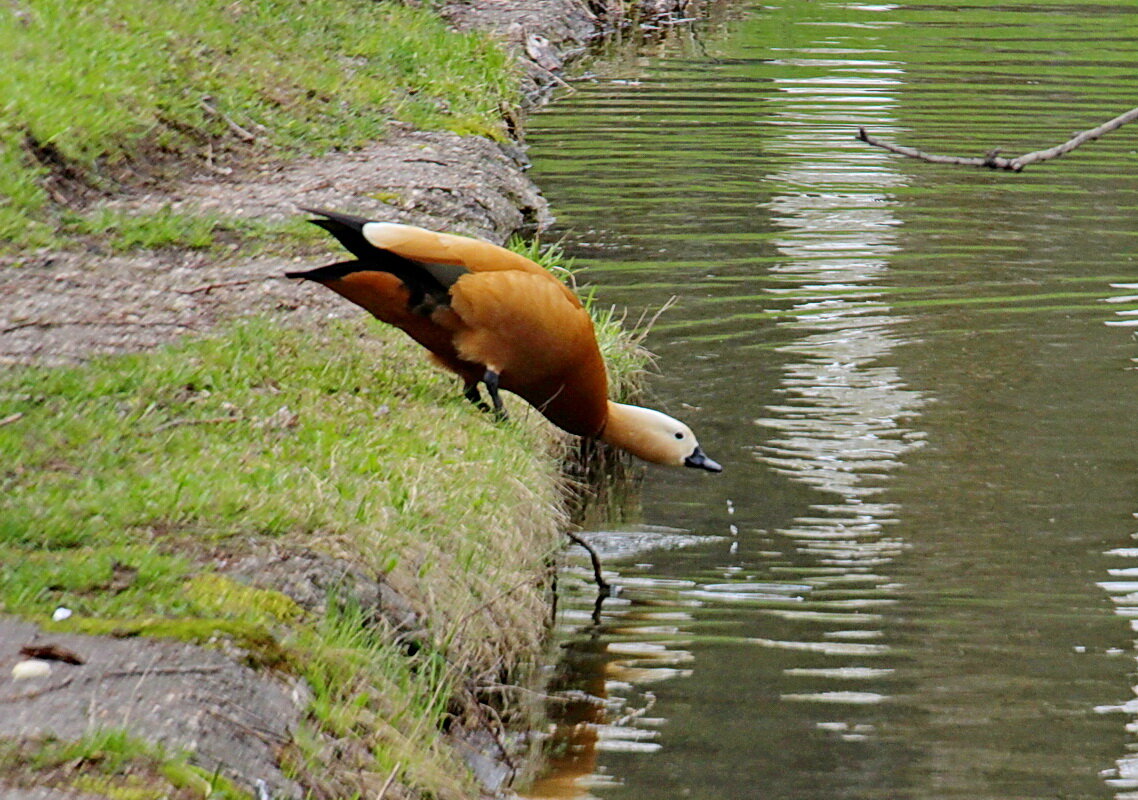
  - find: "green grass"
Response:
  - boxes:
[0,315,570,798]
[0,233,653,796]
[0,0,519,247]
[0,728,253,799]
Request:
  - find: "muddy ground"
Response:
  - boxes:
[0,1,699,797]
[0,129,551,366]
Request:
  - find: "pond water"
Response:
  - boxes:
[521,2,1138,799]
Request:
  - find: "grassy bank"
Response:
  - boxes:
[1,1,650,795]
[1,314,565,798]
[1,0,518,248]
[0,241,650,797]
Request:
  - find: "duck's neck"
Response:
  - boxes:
[599,401,675,466]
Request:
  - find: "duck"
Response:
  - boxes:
[286,208,721,472]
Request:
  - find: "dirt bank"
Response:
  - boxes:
[0,128,550,366]
[0,2,699,798]
[2,0,704,366]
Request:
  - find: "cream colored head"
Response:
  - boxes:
[601,402,722,472]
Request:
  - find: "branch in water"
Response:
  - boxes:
[856,106,1138,171]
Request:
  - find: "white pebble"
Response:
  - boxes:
[12,659,52,680]
[52,606,72,622]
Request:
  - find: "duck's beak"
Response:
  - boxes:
[684,445,723,473]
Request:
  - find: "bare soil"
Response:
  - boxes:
[0,129,551,366]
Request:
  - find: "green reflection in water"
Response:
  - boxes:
[523,1,1138,799]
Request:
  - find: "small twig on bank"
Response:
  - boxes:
[452,575,542,633]
[0,412,24,427]
[529,60,576,94]
[100,665,227,678]
[631,294,677,348]
[205,707,289,745]
[856,105,1138,171]
[471,698,517,776]
[1,320,197,335]
[377,762,402,800]
[200,97,258,143]
[566,531,610,596]
[176,278,265,295]
[477,682,574,703]
[0,675,76,703]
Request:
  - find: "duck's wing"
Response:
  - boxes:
[446,270,609,436]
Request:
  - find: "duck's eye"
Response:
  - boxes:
[674,431,685,440]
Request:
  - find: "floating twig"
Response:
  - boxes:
[611,691,657,727]
[857,105,1138,171]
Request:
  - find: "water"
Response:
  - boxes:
[521,2,1138,798]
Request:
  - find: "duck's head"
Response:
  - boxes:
[601,403,722,472]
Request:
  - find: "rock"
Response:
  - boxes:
[0,617,305,799]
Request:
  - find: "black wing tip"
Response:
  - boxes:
[284,260,363,282]
[297,206,375,231]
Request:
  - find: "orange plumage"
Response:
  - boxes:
[287,209,720,471]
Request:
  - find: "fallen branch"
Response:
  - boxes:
[566,531,611,596]
[20,643,85,665]
[857,105,1138,171]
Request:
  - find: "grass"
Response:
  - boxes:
[0,309,606,797]
[0,728,251,799]
[0,226,652,795]
[0,0,519,247]
[57,205,300,253]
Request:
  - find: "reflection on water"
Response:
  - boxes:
[1096,539,1138,795]
[1095,285,1138,797]
[752,28,920,735]
[527,10,925,796]
[523,0,1138,798]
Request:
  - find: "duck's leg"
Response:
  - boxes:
[463,381,491,413]
[482,369,508,420]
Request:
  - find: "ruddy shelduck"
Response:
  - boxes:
[286,209,721,472]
